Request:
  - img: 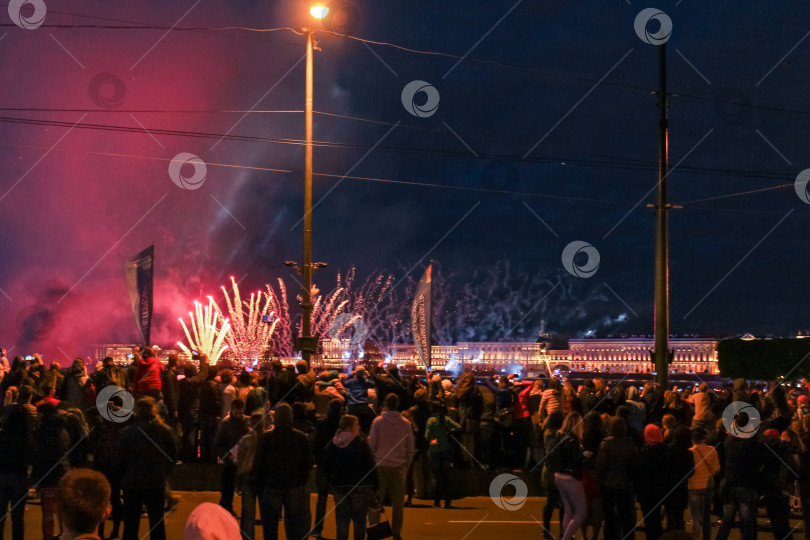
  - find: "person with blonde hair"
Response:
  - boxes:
[555,411,587,540]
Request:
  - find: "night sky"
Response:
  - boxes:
[2,0,809,358]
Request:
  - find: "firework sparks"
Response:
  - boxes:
[220,276,278,367]
[265,279,294,358]
[177,296,230,364]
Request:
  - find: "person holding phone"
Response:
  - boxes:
[93,357,128,391]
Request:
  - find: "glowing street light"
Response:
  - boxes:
[292,3,358,367]
[310,5,329,19]
[297,5,330,367]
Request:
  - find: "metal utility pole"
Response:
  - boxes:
[301,29,315,367]
[653,42,670,387]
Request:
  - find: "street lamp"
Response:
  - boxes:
[296,5,329,367]
[310,5,329,19]
[295,3,358,367]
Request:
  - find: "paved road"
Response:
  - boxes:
[6,491,799,539]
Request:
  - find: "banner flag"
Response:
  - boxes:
[125,245,154,346]
[411,264,432,369]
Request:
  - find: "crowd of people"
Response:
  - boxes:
[0,345,809,540]
[535,377,809,540]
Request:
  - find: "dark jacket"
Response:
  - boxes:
[214,414,250,463]
[596,434,638,490]
[178,377,201,414]
[116,418,177,490]
[371,371,408,411]
[0,405,32,476]
[267,369,297,406]
[480,386,496,422]
[643,391,665,425]
[89,414,125,473]
[425,415,462,454]
[406,400,431,452]
[33,413,70,487]
[761,439,797,495]
[314,414,342,466]
[723,436,764,490]
[254,426,312,490]
[456,385,484,423]
[800,434,810,492]
[344,376,375,407]
[199,380,222,416]
[162,366,180,412]
[93,365,128,391]
[667,443,695,502]
[482,379,513,410]
[322,433,378,489]
[558,433,585,479]
[293,369,317,404]
[579,388,599,415]
[634,445,671,499]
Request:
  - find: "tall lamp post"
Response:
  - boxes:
[298,6,329,367]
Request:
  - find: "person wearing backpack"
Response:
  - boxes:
[425,403,462,508]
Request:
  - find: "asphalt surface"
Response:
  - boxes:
[6,491,800,539]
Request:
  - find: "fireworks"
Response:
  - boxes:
[219,276,277,366]
[173,269,399,363]
[265,279,294,358]
[312,285,351,340]
[177,296,230,364]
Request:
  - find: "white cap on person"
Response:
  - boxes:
[183,502,240,540]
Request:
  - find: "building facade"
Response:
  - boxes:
[320,337,720,375]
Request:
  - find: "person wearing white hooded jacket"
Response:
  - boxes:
[183,502,240,540]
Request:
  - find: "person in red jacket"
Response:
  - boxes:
[133,348,163,401]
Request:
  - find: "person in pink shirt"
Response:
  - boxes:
[368,393,415,540]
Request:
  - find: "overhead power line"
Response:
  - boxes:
[0,113,798,186]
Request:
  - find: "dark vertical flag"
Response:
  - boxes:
[125,245,154,346]
[411,263,432,369]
